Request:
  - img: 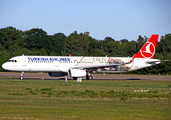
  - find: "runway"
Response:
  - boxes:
[0,72,171,81]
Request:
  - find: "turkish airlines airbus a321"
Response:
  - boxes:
[2,34,168,80]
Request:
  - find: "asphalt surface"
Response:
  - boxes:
[0,72,171,81]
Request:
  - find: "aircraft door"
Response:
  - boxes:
[22,58,27,67]
[21,57,29,71]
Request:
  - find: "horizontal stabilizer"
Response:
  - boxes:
[146,59,169,65]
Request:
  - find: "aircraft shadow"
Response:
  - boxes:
[92,78,150,80]
[19,78,150,81]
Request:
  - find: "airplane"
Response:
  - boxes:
[2,34,168,80]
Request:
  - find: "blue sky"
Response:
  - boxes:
[0,0,171,40]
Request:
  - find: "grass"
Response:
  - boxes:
[0,79,171,120]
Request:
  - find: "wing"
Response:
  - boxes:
[71,63,123,70]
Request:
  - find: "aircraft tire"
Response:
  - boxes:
[86,75,93,80]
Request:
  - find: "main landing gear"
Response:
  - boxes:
[72,73,93,80]
[86,75,93,80]
[86,72,93,80]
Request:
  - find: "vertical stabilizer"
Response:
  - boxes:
[130,34,159,62]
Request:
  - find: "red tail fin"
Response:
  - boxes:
[130,34,159,62]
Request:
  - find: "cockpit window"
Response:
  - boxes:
[8,60,17,62]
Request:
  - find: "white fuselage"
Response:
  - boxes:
[2,55,160,74]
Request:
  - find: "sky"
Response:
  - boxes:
[0,0,171,41]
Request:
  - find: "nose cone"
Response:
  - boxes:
[2,62,9,70]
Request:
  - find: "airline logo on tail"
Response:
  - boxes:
[140,42,155,58]
[130,34,159,62]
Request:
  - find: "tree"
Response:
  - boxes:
[120,39,128,44]
[51,33,66,55]
[0,26,26,51]
[25,28,52,55]
[62,31,90,56]
[136,35,146,51]
[0,50,10,71]
[91,49,108,56]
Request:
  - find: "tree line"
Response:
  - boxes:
[0,26,170,74]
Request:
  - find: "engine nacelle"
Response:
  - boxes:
[48,72,68,77]
[68,69,86,77]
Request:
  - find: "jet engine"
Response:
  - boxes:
[68,69,86,77]
[48,72,68,77]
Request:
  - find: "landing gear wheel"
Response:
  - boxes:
[86,75,93,80]
[19,72,24,79]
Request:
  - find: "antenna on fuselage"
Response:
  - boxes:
[22,54,24,56]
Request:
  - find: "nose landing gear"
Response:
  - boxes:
[19,72,24,79]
